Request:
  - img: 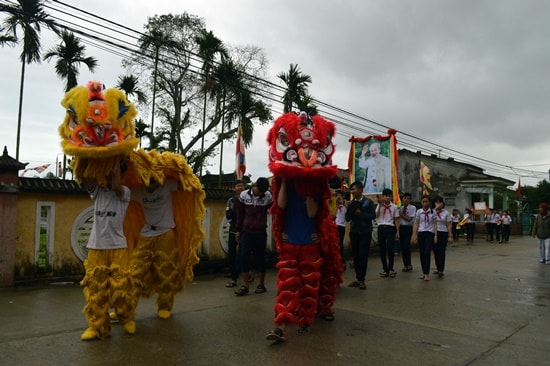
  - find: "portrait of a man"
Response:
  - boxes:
[358,142,391,193]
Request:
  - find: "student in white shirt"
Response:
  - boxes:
[375,188,400,278]
[398,192,416,272]
[433,196,453,278]
[412,195,437,281]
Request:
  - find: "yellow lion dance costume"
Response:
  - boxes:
[60,81,205,340]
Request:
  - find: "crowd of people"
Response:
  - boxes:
[83,169,545,343]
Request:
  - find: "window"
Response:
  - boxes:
[35,202,55,272]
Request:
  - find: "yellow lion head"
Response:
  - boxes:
[59,81,139,185]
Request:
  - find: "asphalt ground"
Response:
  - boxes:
[1,235,549,366]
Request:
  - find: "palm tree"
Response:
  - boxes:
[0,0,58,160]
[116,74,147,104]
[226,88,271,146]
[138,28,175,145]
[195,29,228,177]
[295,94,318,116]
[134,118,149,148]
[210,58,242,185]
[277,63,312,113]
[44,30,98,92]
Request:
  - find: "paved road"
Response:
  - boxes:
[1,235,549,366]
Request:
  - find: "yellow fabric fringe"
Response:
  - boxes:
[123,149,205,287]
[80,248,133,338]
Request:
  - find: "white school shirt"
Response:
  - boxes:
[87,185,131,250]
[399,204,417,226]
[501,214,512,225]
[451,213,461,223]
[377,202,399,226]
[435,209,452,232]
[335,204,347,227]
[415,208,436,233]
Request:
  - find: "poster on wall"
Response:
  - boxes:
[348,129,400,204]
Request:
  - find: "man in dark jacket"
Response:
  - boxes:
[345,181,376,290]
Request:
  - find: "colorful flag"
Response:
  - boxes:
[419,161,432,195]
[235,122,246,180]
[516,178,522,199]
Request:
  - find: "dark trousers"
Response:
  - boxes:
[337,225,346,263]
[399,225,413,267]
[349,230,372,282]
[495,224,501,242]
[418,231,434,275]
[451,223,460,240]
[227,232,239,281]
[433,231,448,273]
[466,223,475,242]
[378,225,396,272]
[502,224,511,242]
[238,231,267,273]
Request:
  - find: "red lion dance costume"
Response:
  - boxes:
[266,112,343,341]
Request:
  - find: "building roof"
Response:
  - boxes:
[0,146,27,171]
[16,177,233,200]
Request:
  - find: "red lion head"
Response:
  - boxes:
[267,112,337,179]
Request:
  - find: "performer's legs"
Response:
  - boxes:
[109,249,137,334]
[151,230,181,318]
[296,244,322,327]
[80,249,114,340]
[274,244,300,328]
[317,240,341,319]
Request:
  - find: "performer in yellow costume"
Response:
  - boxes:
[59,81,205,340]
[122,149,206,326]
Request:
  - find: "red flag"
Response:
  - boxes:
[516,178,522,199]
[235,123,246,180]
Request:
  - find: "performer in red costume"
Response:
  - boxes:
[265,112,343,342]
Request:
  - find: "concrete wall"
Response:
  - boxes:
[11,192,234,283]
[15,193,91,280]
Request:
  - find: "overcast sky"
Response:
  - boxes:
[1,0,549,187]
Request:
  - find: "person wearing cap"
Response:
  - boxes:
[234,177,273,296]
[531,203,550,264]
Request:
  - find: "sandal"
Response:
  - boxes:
[319,313,335,321]
[265,327,286,342]
[254,284,267,293]
[389,270,397,278]
[379,272,389,277]
[234,285,249,296]
[225,281,237,288]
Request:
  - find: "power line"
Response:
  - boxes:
[6,0,546,183]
